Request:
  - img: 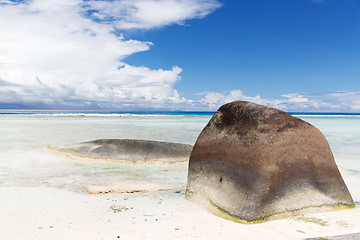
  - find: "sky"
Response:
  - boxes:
[0,0,359,112]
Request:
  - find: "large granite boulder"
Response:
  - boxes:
[186,101,354,223]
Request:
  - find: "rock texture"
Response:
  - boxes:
[186,101,354,223]
[48,139,192,163]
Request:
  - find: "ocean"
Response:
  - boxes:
[0,111,359,204]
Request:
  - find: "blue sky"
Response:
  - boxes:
[0,0,359,112]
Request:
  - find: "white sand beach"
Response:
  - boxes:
[1,185,360,240]
[0,114,359,240]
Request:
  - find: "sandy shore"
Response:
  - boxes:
[1,186,359,240]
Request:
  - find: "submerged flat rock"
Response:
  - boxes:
[48,139,193,163]
[186,101,354,223]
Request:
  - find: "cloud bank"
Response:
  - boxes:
[0,0,219,109]
[199,90,360,113]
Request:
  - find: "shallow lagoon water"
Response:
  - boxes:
[0,114,210,193]
[0,113,359,203]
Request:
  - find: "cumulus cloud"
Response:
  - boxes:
[304,91,360,112]
[82,0,222,29]
[281,93,309,103]
[0,0,221,109]
[200,90,266,110]
[198,90,360,113]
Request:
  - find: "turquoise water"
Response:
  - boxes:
[0,112,359,202]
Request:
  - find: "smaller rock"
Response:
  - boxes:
[46,139,193,163]
[110,205,126,211]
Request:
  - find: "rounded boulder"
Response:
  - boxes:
[186,101,354,223]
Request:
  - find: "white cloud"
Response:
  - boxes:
[200,90,267,110]
[83,0,222,29]
[0,0,221,109]
[281,93,309,103]
[278,93,338,112]
[198,90,360,113]
[0,0,22,4]
[312,91,360,112]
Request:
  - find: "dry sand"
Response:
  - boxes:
[0,185,359,240]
